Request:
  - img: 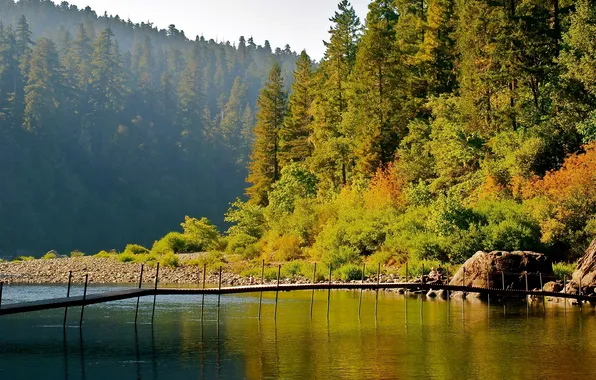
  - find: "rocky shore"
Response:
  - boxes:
[0,256,406,286]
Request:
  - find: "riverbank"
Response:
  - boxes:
[0,256,406,286]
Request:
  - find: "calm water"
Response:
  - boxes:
[0,284,595,379]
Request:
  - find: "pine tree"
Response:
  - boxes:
[220,76,248,161]
[279,50,314,166]
[23,38,63,134]
[348,0,400,176]
[310,0,361,188]
[246,62,287,206]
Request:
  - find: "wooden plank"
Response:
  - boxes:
[0,289,152,316]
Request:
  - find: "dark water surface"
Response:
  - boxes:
[0,284,595,379]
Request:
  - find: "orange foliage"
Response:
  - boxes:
[528,143,596,202]
[363,164,405,210]
[476,175,508,200]
[523,142,596,244]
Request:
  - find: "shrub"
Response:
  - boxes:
[151,232,187,255]
[265,233,303,261]
[70,250,85,258]
[160,253,180,268]
[95,250,114,258]
[123,244,150,256]
[184,251,228,273]
[397,258,443,278]
[42,252,57,260]
[180,216,220,252]
[14,256,35,262]
[552,262,576,281]
[281,261,302,278]
[118,251,136,263]
[334,264,363,281]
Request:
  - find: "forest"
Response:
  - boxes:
[221,0,596,270]
[2,0,596,270]
[0,0,299,255]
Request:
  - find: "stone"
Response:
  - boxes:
[543,281,563,293]
[449,250,552,290]
[567,239,596,294]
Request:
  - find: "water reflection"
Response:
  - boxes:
[0,287,595,379]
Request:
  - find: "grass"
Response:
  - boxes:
[41,252,57,260]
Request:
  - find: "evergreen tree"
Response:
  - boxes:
[279,50,314,166]
[23,38,63,134]
[310,0,361,188]
[246,62,287,206]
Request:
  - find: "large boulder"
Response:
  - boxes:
[568,239,596,295]
[449,251,553,290]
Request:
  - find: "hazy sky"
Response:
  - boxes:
[66,0,371,59]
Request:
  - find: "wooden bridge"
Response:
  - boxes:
[0,263,593,321]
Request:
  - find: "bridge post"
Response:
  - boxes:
[422,264,425,284]
[462,267,466,298]
[134,264,144,326]
[375,263,380,319]
[539,272,546,315]
[258,260,265,321]
[151,263,160,325]
[310,263,317,320]
[201,263,206,321]
[79,274,89,328]
[502,272,505,291]
[327,265,332,321]
[217,266,222,310]
[446,267,450,298]
[358,263,365,318]
[63,271,72,327]
[563,276,567,314]
[525,272,529,316]
[0,281,3,310]
[405,262,408,283]
[274,264,281,320]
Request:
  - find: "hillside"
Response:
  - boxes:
[0,0,299,255]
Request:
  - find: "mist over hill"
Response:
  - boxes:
[0,0,299,255]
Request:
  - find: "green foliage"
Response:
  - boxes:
[95,250,115,258]
[180,216,220,252]
[281,261,303,278]
[159,252,180,268]
[397,258,443,278]
[123,244,150,256]
[268,163,318,215]
[151,232,187,255]
[13,256,35,262]
[334,263,363,281]
[118,251,136,263]
[185,251,228,273]
[41,252,57,260]
[552,262,576,281]
[70,250,85,258]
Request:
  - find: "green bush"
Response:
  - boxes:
[42,252,57,260]
[95,250,115,258]
[185,251,227,273]
[70,250,85,258]
[151,232,187,255]
[118,251,136,263]
[123,244,150,256]
[397,258,443,278]
[552,262,575,281]
[281,261,302,278]
[180,216,220,252]
[160,253,180,268]
[14,256,35,262]
[334,264,363,281]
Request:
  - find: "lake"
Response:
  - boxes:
[0,284,594,379]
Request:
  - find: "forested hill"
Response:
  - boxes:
[0,0,299,255]
[226,0,596,268]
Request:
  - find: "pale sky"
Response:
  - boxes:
[66,0,371,59]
